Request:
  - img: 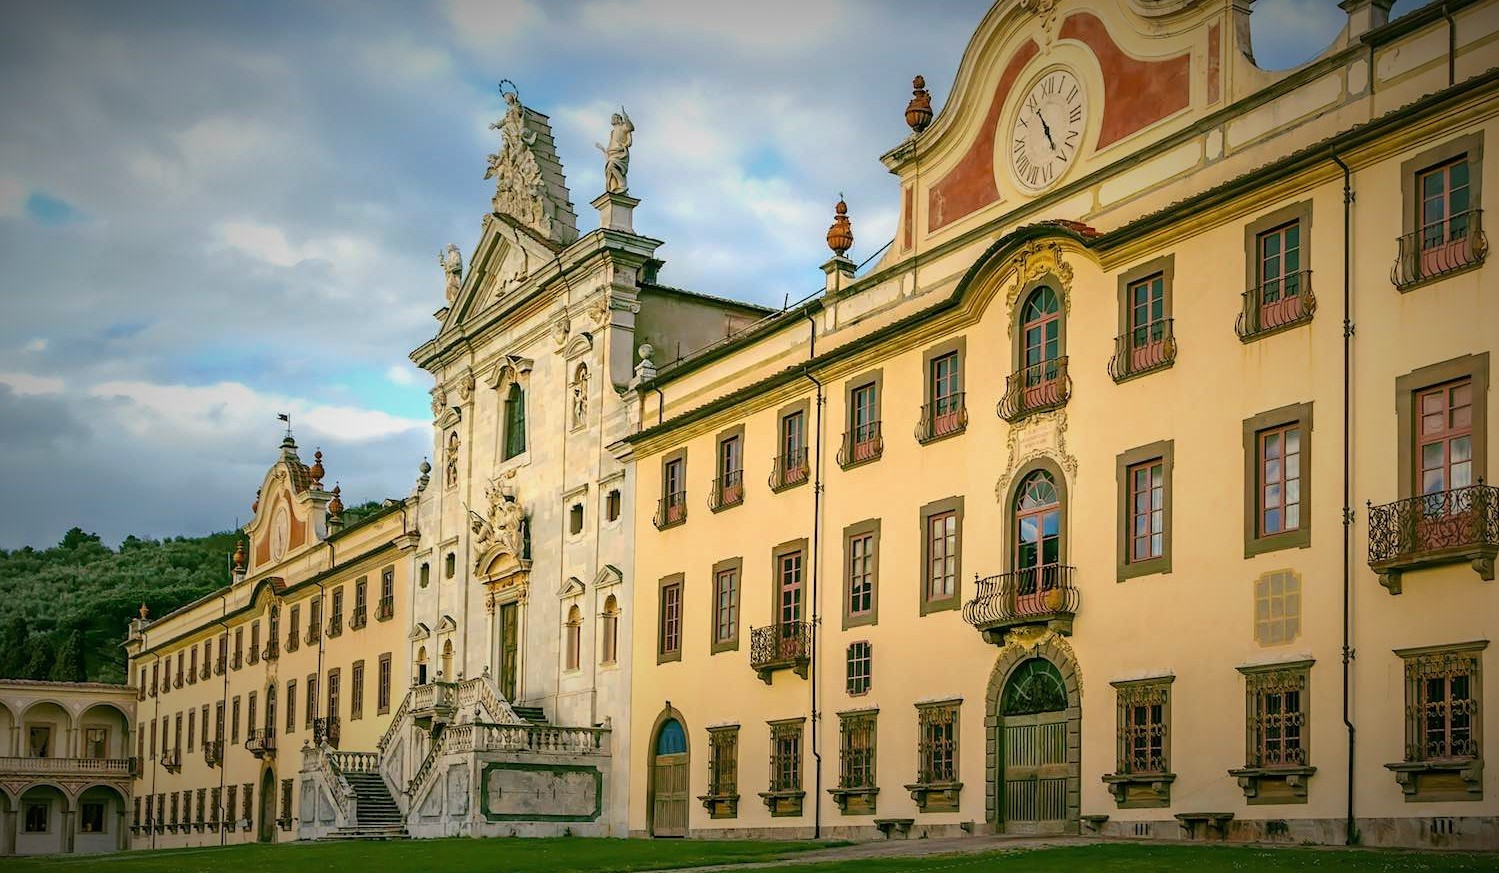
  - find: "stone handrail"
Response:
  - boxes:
[305,744,357,827]
[406,726,450,798]
[328,750,380,773]
[376,690,411,753]
[445,723,610,756]
[456,676,523,724]
[0,756,132,775]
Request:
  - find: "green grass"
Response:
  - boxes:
[5,840,1494,873]
[1,836,829,873]
[791,843,1498,873]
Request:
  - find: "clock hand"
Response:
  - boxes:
[1034,106,1056,151]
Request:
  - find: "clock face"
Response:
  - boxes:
[269,507,289,561]
[1009,69,1086,193]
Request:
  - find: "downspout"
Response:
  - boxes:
[802,311,824,840]
[146,646,160,851]
[213,599,231,846]
[1331,151,1357,846]
[1442,3,1457,87]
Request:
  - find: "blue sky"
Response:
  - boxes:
[0,0,1424,549]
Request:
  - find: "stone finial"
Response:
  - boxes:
[139,602,150,621]
[905,75,933,133]
[308,449,325,489]
[826,196,854,257]
[417,458,432,493]
[328,485,345,519]
[252,487,261,514]
[232,539,246,573]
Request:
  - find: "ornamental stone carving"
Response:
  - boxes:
[483,83,578,245]
[470,471,526,560]
[439,244,463,304]
[596,107,634,195]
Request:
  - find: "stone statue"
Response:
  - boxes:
[570,364,589,429]
[486,90,549,230]
[596,108,634,195]
[439,244,463,303]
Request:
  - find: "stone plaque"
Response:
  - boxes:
[480,762,601,822]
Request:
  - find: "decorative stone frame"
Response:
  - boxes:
[1240,200,1315,340]
[1398,131,1486,290]
[1102,676,1175,809]
[772,398,813,492]
[656,573,684,665]
[657,447,688,530]
[1229,659,1315,804]
[1394,353,1489,500]
[829,708,880,815]
[710,423,747,513]
[1386,640,1487,802]
[984,636,1082,833]
[699,724,740,819]
[842,518,882,630]
[1116,440,1174,581]
[918,496,964,616]
[1243,402,1314,558]
[709,557,743,655]
[761,717,807,817]
[919,336,968,445]
[1009,271,1071,375]
[840,368,885,470]
[1114,254,1176,377]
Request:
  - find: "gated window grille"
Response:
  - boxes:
[838,711,877,789]
[1116,681,1170,775]
[707,727,738,798]
[1244,667,1309,768]
[768,720,803,792]
[1402,646,1481,762]
[916,702,959,784]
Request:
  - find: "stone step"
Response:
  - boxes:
[512,705,547,723]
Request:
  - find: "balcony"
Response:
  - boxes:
[654,491,687,530]
[1109,319,1177,381]
[1392,209,1487,290]
[161,749,182,772]
[1367,483,1497,594]
[409,681,458,728]
[837,422,883,470]
[709,471,745,512]
[0,756,133,777]
[350,606,368,629]
[263,640,279,661]
[306,622,321,645]
[961,565,1079,644]
[769,449,810,492]
[286,630,300,653]
[200,662,211,681]
[997,358,1070,422]
[376,596,395,622]
[749,621,812,684]
[232,651,243,670]
[1236,272,1315,341]
[313,716,341,749]
[203,740,223,768]
[245,728,276,759]
[214,657,226,676]
[173,672,183,689]
[916,395,968,444]
[327,615,343,638]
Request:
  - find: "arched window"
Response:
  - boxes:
[1021,287,1061,370]
[1001,286,1069,419]
[1001,658,1068,716]
[656,719,687,755]
[1014,469,1063,611]
[440,640,453,680]
[565,605,582,672]
[416,646,428,685]
[601,595,619,665]
[503,383,527,460]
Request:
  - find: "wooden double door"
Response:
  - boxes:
[1000,710,1070,834]
[651,719,689,837]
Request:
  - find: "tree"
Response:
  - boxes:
[50,629,87,682]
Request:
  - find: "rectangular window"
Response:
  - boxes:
[921,341,967,443]
[377,653,392,715]
[658,453,686,528]
[287,604,301,652]
[308,597,322,643]
[246,693,257,742]
[658,576,683,662]
[24,802,48,833]
[83,727,107,759]
[215,701,225,742]
[706,726,739,815]
[328,669,341,721]
[712,563,739,651]
[1243,404,1313,557]
[1257,222,1303,311]
[781,411,805,466]
[173,713,182,752]
[1115,680,1171,775]
[846,641,872,696]
[1419,159,1472,251]
[226,787,236,825]
[286,680,297,733]
[249,621,260,664]
[187,709,196,752]
[1241,663,1310,768]
[769,720,804,793]
[1393,642,1486,801]
[838,710,877,790]
[503,385,527,459]
[1129,460,1165,562]
[778,551,803,627]
[847,383,880,463]
[234,628,243,668]
[305,675,318,729]
[916,701,960,788]
[927,513,957,600]
[715,430,744,509]
[848,533,874,618]
[1417,379,1474,495]
[231,697,241,744]
[351,661,365,721]
[189,647,198,684]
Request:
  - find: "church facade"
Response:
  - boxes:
[623,0,1499,850]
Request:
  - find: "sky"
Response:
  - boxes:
[0,0,1426,550]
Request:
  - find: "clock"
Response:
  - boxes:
[269,506,289,561]
[1008,68,1086,193]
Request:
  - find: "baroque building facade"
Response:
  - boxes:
[622,0,1499,850]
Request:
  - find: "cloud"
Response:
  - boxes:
[0,371,65,395]
[0,177,25,219]
[22,338,48,353]
[385,364,417,386]
[441,0,544,53]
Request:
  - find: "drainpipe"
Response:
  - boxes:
[213,597,232,846]
[146,647,160,852]
[802,311,824,840]
[1442,3,1457,87]
[1331,151,1357,846]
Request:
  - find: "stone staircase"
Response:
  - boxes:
[512,704,547,724]
[321,770,409,841]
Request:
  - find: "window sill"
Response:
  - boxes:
[1228,765,1315,804]
[904,780,961,812]
[837,452,883,472]
[828,785,879,815]
[1386,759,1484,802]
[1102,772,1174,808]
[1118,556,1171,583]
[1244,531,1311,559]
[698,793,739,819]
[758,789,805,817]
[918,596,960,618]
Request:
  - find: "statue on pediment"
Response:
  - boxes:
[596,107,634,195]
[439,244,463,303]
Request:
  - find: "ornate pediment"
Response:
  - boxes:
[483,84,577,246]
[408,622,431,642]
[558,576,586,599]
[594,564,623,590]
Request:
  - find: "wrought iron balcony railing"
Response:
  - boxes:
[305,622,320,645]
[350,606,367,629]
[709,470,745,512]
[214,656,226,676]
[997,357,1071,422]
[769,448,810,492]
[199,661,210,681]
[916,394,968,444]
[1392,209,1488,290]
[326,614,342,638]
[654,491,688,530]
[231,651,243,670]
[376,596,395,622]
[1109,319,1178,381]
[837,422,883,469]
[245,728,276,759]
[749,621,812,684]
[313,716,341,749]
[961,565,1079,644]
[1236,271,1315,340]
[161,749,182,772]
[203,739,223,768]
[1367,483,1498,594]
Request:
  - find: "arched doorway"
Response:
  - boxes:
[648,711,689,838]
[257,768,277,843]
[415,646,428,686]
[987,646,1081,836]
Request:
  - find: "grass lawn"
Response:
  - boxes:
[792,843,1498,873]
[0,836,828,873]
[4,839,1494,873]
